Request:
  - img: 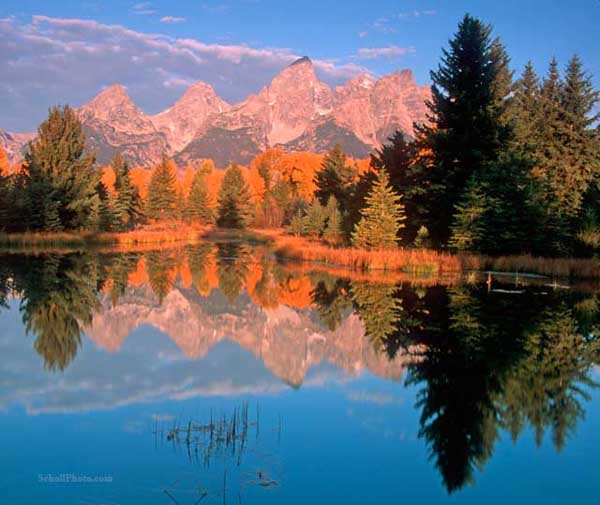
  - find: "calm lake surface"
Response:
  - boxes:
[1,243,599,504]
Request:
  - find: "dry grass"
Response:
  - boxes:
[273,235,461,275]
[461,254,600,280]
[0,222,210,250]
[271,233,600,280]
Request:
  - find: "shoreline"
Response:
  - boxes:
[1,226,598,281]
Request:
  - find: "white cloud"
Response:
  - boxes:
[160,16,187,24]
[356,45,415,60]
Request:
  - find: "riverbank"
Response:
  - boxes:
[0,224,272,251]
[270,233,600,280]
[1,226,598,280]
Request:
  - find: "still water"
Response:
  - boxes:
[0,243,599,504]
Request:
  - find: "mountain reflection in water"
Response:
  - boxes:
[0,243,599,502]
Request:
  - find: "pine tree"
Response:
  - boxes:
[24,105,101,231]
[368,131,429,243]
[351,169,405,249]
[532,57,600,254]
[450,154,535,254]
[323,196,344,243]
[287,209,305,236]
[96,180,116,231]
[217,164,253,228]
[510,61,541,155]
[314,145,357,208]
[187,167,214,224]
[302,199,326,237]
[112,152,142,229]
[146,155,177,220]
[449,180,488,252]
[417,14,512,245]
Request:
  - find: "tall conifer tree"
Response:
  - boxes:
[113,152,142,229]
[352,169,405,249]
[417,14,512,245]
[314,145,357,208]
[24,105,100,231]
[146,155,177,220]
[217,164,253,228]
[187,167,213,224]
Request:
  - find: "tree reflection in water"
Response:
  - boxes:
[0,247,598,493]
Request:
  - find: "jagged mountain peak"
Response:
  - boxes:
[289,56,312,67]
[87,83,134,106]
[381,68,416,86]
[79,83,143,122]
[150,81,230,153]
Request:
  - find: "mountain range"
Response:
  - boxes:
[1,57,431,168]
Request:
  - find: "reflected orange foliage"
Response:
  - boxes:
[128,257,149,286]
[179,257,193,288]
[276,276,314,309]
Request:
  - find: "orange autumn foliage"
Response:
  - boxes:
[101,166,116,193]
[0,146,10,176]
[130,167,152,200]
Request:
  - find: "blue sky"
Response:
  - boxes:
[1,0,599,131]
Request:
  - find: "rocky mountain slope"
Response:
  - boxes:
[0,129,35,166]
[3,57,431,167]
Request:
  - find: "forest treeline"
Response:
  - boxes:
[1,14,599,257]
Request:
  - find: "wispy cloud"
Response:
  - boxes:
[398,9,437,19]
[371,16,396,34]
[355,45,415,60]
[160,16,187,24]
[131,1,156,15]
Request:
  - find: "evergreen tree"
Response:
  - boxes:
[417,15,512,245]
[368,132,429,243]
[287,209,305,236]
[217,164,253,228]
[351,169,405,249]
[510,61,541,155]
[112,152,142,229]
[449,180,488,252]
[302,199,326,237]
[96,180,117,231]
[314,145,357,209]
[146,155,177,220]
[450,154,535,254]
[24,105,101,231]
[187,167,214,224]
[323,196,344,243]
[531,57,600,254]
